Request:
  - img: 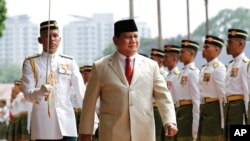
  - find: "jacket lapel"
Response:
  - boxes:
[108,52,128,85]
[130,55,142,86]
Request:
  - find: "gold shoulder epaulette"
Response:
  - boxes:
[174,70,180,75]
[25,54,40,60]
[242,57,249,63]
[59,54,73,60]
[190,66,197,70]
[213,62,219,68]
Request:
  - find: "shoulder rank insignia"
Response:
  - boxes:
[59,54,73,60]
[190,66,197,70]
[25,54,40,60]
[229,60,233,64]
[174,70,180,75]
[242,57,249,63]
[213,62,219,68]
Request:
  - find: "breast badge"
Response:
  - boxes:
[203,73,210,82]
[230,68,239,77]
[180,76,187,86]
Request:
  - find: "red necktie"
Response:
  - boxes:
[125,57,133,85]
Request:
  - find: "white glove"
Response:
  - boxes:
[38,84,53,96]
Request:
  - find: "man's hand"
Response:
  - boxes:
[38,84,53,96]
[79,134,92,141]
[164,123,178,136]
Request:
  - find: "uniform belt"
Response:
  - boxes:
[74,108,81,112]
[13,114,20,119]
[227,95,244,102]
[175,100,192,108]
[202,97,219,104]
[153,102,157,108]
[19,111,28,116]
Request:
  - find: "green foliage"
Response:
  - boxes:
[0,64,22,83]
[0,0,7,37]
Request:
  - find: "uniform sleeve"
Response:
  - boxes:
[241,63,249,116]
[79,63,101,134]
[153,62,177,126]
[22,59,43,103]
[70,60,85,106]
[214,65,226,128]
[189,70,200,139]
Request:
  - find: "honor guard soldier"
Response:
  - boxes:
[176,40,200,141]
[80,65,93,85]
[79,65,99,141]
[198,35,226,141]
[164,45,181,106]
[163,44,181,141]
[151,48,168,79]
[0,99,9,140]
[224,29,249,141]
[22,20,85,141]
[151,48,168,141]
[8,80,29,141]
[248,61,250,124]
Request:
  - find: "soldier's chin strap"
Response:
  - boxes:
[45,0,52,118]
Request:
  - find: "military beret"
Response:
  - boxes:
[181,40,199,51]
[164,44,181,54]
[14,80,22,85]
[204,35,224,48]
[80,65,92,73]
[228,28,248,40]
[151,48,165,58]
[40,20,59,33]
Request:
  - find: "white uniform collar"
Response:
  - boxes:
[184,62,195,69]
[41,51,59,59]
[169,66,178,74]
[234,52,246,62]
[207,57,218,66]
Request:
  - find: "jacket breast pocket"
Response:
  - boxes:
[58,64,72,75]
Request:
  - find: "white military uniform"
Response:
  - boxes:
[0,105,9,123]
[22,51,85,140]
[178,62,200,139]
[226,52,249,112]
[159,66,168,80]
[12,92,33,133]
[166,66,180,104]
[199,57,226,128]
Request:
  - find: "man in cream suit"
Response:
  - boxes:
[79,19,177,141]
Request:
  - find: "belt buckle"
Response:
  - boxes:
[201,97,205,104]
[224,97,228,104]
[175,101,180,108]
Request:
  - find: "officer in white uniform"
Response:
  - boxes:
[164,45,181,105]
[22,20,85,141]
[150,48,169,141]
[151,48,168,79]
[177,40,200,141]
[224,29,249,141]
[198,35,226,140]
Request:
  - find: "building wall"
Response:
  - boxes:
[0,15,39,65]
